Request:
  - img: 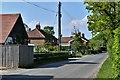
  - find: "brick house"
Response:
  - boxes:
[0,14,28,45]
[27,24,57,46]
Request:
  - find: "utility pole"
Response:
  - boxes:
[58,1,62,51]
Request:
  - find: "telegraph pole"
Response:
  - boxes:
[58,1,62,51]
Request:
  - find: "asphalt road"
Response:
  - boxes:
[1,53,108,80]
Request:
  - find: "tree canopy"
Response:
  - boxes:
[85,2,120,39]
[85,1,120,78]
[43,26,55,35]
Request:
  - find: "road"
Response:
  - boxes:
[1,53,108,80]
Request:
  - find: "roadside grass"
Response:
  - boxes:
[96,57,113,78]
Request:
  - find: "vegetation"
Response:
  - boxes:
[34,44,58,52]
[71,26,87,55]
[28,52,70,68]
[43,26,55,35]
[112,27,120,77]
[96,58,113,78]
[34,51,70,60]
[85,1,120,78]
[88,33,107,53]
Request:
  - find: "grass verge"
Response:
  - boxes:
[96,57,113,78]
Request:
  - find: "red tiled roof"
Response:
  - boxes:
[27,28,45,38]
[61,37,73,43]
[0,14,20,44]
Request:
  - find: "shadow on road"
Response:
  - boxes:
[1,75,53,80]
[67,61,99,65]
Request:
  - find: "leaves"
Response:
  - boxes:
[112,27,120,78]
[85,2,120,78]
[43,26,55,35]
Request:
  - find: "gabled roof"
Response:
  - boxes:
[61,37,73,43]
[0,14,20,44]
[27,28,57,39]
[27,28,45,38]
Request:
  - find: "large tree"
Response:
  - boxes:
[85,1,120,78]
[85,2,120,39]
[43,26,55,35]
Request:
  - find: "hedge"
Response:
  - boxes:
[112,27,120,78]
[34,51,70,60]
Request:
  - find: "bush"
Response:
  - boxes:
[61,46,70,51]
[34,44,48,52]
[75,52,82,57]
[34,44,58,52]
[34,51,70,60]
[112,27,120,78]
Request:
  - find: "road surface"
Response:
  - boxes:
[0,53,108,80]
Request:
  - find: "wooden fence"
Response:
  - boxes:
[0,45,33,68]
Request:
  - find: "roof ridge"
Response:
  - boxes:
[0,13,21,15]
[35,28,45,38]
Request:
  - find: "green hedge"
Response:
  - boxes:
[112,27,120,78]
[34,51,70,60]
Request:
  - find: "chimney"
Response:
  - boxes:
[82,33,85,38]
[36,22,41,30]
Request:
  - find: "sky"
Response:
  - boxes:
[1,1,92,39]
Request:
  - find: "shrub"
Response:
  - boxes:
[34,44,58,52]
[34,51,70,60]
[75,52,82,57]
[112,27,120,78]
[61,46,70,51]
[34,44,48,52]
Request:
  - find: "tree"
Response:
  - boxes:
[85,2,120,40]
[71,26,83,53]
[85,2,120,55]
[88,33,106,53]
[85,1,120,78]
[43,26,55,35]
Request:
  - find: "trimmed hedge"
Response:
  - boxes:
[34,51,70,60]
[112,27,120,78]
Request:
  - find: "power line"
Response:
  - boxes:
[62,7,76,21]
[22,0,57,13]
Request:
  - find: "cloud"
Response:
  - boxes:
[61,15,92,39]
[71,15,88,27]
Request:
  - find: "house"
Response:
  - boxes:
[61,37,73,46]
[81,33,89,46]
[61,33,89,47]
[0,14,28,45]
[27,24,57,46]
[0,14,33,68]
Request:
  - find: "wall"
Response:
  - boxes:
[0,45,33,68]
[61,42,70,46]
[30,39,45,45]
